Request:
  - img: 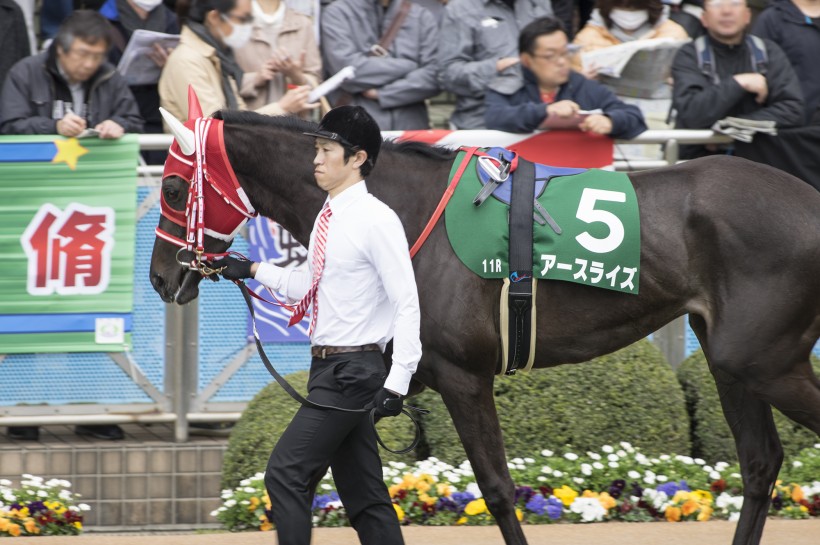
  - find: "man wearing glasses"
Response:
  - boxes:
[0,10,143,138]
[670,0,804,158]
[484,16,647,138]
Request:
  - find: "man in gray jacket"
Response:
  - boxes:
[320,0,439,130]
[0,10,142,138]
[437,0,556,129]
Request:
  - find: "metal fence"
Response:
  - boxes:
[2,131,817,441]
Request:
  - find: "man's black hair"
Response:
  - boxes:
[183,0,238,24]
[55,10,113,52]
[518,17,566,55]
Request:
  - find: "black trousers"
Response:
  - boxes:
[265,351,403,545]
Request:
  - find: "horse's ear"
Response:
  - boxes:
[187,85,203,120]
[160,107,196,156]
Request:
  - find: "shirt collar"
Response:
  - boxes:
[327,180,367,214]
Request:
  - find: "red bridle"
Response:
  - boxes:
[156,116,257,273]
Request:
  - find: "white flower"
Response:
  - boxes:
[710,471,722,480]
[392,477,403,484]
[224,499,237,508]
[644,475,656,485]
[587,452,602,461]
[628,470,641,479]
[656,475,668,483]
[564,452,579,461]
[715,461,730,471]
[616,450,627,458]
[541,466,552,474]
[541,449,554,457]
[326,500,344,509]
[524,457,535,464]
[553,470,564,478]
[240,500,250,505]
[619,441,634,451]
[793,461,804,468]
[239,478,251,487]
[37,490,48,497]
[694,458,706,465]
[466,482,483,498]
[507,462,516,469]
[569,497,606,522]
[512,457,524,465]
[320,484,332,490]
[537,476,547,482]
[573,477,585,485]
[729,512,741,522]
[79,503,91,511]
[608,462,619,468]
[607,454,619,462]
[592,462,604,470]
[243,487,256,494]
[601,445,614,453]
[0,480,10,487]
[581,464,593,476]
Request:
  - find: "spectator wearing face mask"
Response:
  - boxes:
[158,0,319,121]
[100,0,181,163]
[572,0,688,75]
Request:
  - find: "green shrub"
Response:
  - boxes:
[677,351,820,464]
[220,371,421,490]
[419,339,691,465]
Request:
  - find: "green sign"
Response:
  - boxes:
[0,135,139,353]
[445,153,641,294]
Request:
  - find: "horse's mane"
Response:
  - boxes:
[214,110,457,162]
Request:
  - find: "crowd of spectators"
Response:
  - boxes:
[0,0,818,437]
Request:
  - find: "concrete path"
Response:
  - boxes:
[21,519,820,545]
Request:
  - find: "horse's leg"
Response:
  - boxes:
[436,365,527,545]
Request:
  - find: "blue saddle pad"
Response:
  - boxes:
[477,147,587,204]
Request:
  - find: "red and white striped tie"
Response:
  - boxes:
[289,203,332,335]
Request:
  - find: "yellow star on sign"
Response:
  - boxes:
[52,138,89,170]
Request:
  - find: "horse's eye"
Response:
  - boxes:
[164,187,181,201]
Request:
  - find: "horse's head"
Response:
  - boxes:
[150,87,256,304]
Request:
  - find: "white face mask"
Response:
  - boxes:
[609,8,650,30]
[131,0,164,11]
[220,16,253,49]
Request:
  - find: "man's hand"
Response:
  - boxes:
[253,60,276,88]
[216,255,256,280]
[148,42,172,68]
[579,113,613,135]
[362,89,379,100]
[277,85,320,114]
[733,73,769,104]
[95,120,125,139]
[270,48,305,83]
[56,112,87,137]
[371,388,403,418]
[546,100,580,118]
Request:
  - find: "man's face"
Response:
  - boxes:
[312,138,364,196]
[701,0,751,44]
[56,38,108,83]
[520,31,573,89]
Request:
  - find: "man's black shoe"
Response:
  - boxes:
[74,424,124,440]
[7,426,39,440]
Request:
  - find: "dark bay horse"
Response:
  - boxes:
[150,111,820,545]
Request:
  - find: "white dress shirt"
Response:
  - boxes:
[254,181,422,395]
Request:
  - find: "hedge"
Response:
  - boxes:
[677,351,820,464]
[417,339,691,465]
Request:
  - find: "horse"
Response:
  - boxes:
[150,107,820,545]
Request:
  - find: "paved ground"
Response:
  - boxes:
[19,519,820,545]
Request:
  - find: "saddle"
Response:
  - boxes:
[472,148,584,376]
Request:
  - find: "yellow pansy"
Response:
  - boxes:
[437,483,452,497]
[393,503,405,521]
[260,518,273,532]
[401,474,418,489]
[464,498,488,516]
[691,490,714,504]
[249,497,260,510]
[597,492,617,511]
[456,516,467,525]
[418,492,437,506]
[791,484,805,503]
[553,485,579,507]
[73,522,82,530]
[415,480,431,493]
[23,518,38,534]
[389,484,402,498]
[516,508,523,521]
[681,499,700,516]
[8,523,21,537]
[671,490,691,503]
[665,506,682,522]
[0,518,9,531]
[697,505,714,521]
[263,493,272,510]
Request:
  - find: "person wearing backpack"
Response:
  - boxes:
[670,0,804,158]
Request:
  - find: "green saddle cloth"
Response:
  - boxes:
[444,151,641,294]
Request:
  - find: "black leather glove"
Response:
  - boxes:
[372,388,403,418]
[217,256,254,281]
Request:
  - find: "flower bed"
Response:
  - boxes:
[0,475,89,536]
[213,442,820,531]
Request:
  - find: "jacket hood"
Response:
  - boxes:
[769,0,812,24]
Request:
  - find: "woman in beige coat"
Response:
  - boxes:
[233,0,322,110]
[159,0,316,121]
[571,0,688,73]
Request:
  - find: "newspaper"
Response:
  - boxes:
[539,109,602,130]
[117,29,180,86]
[581,38,689,99]
[712,116,777,142]
[308,65,355,103]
